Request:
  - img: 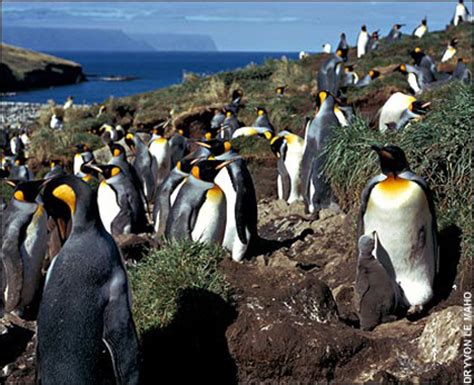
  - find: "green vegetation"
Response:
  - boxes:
[324,81,472,266]
[129,241,231,336]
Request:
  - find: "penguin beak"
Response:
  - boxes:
[83,161,103,174]
[190,157,206,165]
[421,102,431,109]
[195,142,212,149]
[215,158,237,170]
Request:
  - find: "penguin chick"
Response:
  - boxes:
[358,145,439,309]
[355,233,405,331]
[165,159,233,244]
[1,179,48,317]
[441,38,459,62]
[38,175,140,384]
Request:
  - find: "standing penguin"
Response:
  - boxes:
[73,144,95,178]
[336,33,349,62]
[358,145,438,312]
[9,133,24,156]
[341,65,359,88]
[169,125,190,169]
[355,232,406,331]
[95,164,148,236]
[38,175,140,384]
[451,0,470,26]
[45,159,66,179]
[301,91,340,213]
[441,38,459,63]
[387,24,405,41]
[148,126,171,191]
[357,25,370,58]
[413,17,428,38]
[270,130,305,204]
[1,180,48,317]
[125,132,155,203]
[220,109,240,140]
[252,107,275,135]
[165,159,231,244]
[10,155,33,181]
[396,64,428,95]
[317,53,344,95]
[378,92,430,132]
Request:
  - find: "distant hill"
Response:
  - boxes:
[2,26,218,52]
[131,33,217,52]
[2,26,155,52]
[0,43,85,92]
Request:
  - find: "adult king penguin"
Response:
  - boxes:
[357,25,370,58]
[270,130,305,204]
[148,125,171,189]
[252,107,275,135]
[1,180,47,317]
[38,175,139,384]
[301,91,339,213]
[387,24,405,41]
[358,145,438,312]
[441,38,459,63]
[73,144,95,182]
[451,0,470,26]
[336,33,349,62]
[165,159,232,244]
[413,17,428,38]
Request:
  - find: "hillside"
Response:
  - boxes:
[0,44,85,92]
[1,22,473,384]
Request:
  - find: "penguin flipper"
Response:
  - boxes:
[102,269,140,385]
[277,158,291,202]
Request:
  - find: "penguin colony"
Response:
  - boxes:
[0,2,471,381]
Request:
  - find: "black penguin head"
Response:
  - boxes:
[270,136,285,158]
[109,143,126,158]
[95,165,122,180]
[345,64,355,73]
[151,123,166,137]
[6,179,44,203]
[396,64,408,74]
[224,109,235,118]
[422,18,427,26]
[361,25,367,32]
[256,107,267,116]
[49,159,63,169]
[231,89,243,101]
[176,158,194,174]
[191,159,235,183]
[340,32,346,39]
[315,90,332,110]
[371,31,379,39]
[195,139,232,156]
[394,23,404,29]
[74,143,90,154]
[14,155,27,166]
[41,175,94,221]
[371,145,410,176]
[275,86,285,95]
[368,70,381,79]
[450,38,459,47]
[410,47,425,64]
[409,100,431,115]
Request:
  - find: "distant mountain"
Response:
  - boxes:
[2,26,155,52]
[131,33,217,52]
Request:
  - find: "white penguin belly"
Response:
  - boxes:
[364,179,435,306]
[277,175,283,200]
[285,148,304,203]
[191,186,226,244]
[407,73,421,94]
[441,47,455,63]
[414,26,426,38]
[170,180,186,208]
[18,205,48,309]
[149,139,171,185]
[357,34,368,58]
[98,182,121,234]
[73,154,83,176]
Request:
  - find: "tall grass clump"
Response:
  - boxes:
[324,81,472,278]
[129,241,231,336]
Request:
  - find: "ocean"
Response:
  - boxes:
[2,51,298,105]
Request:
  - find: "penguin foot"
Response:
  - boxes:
[407,304,423,315]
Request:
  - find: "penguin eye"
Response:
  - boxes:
[14,190,25,201]
[52,184,76,214]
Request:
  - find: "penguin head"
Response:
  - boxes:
[394,24,404,30]
[50,159,62,169]
[74,143,90,155]
[191,159,236,182]
[14,155,27,166]
[255,107,267,116]
[95,165,122,181]
[368,70,381,79]
[371,145,409,176]
[151,123,166,137]
[358,233,376,258]
[458,57,468,64]
[340,32,346,39]
[231,89,243,101]
[344,64,355,73]
[6,179,44,203]
[275,86,285,95]
[361,25,367,32]
[109,143,126,158]
[396,64,408,74]
[410,47,425,64]
[421,17,427,26]
[450,38,459,47]
[409,100,431,115]
[42,175,95,223]
[224,109,234,118]
[196,139,232,156]
[270,136,285,158]
[315,90,331,110]
[176,158,194,174]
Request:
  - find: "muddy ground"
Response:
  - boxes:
[1,179,467,384]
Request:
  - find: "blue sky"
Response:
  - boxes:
[3,2,470,51]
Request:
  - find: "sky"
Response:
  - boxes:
[2,2,471,51]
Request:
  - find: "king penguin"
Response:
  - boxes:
[355,232,406,331]
[1,180,48,317]
[270,130,305,204]
[413,17,428,38]
[301,91,340,213]
[125,132,155,204]
[148,125,171,190]
[378,92,430,132]
[336,32,349,62]
[95,164,148,236]
[252,107,275,135]
[441,38,459,63]
[357,25,370,58]
[165,159,231,244]
[355,69,380,88]
[38,175,140,384]
[220,109,240,140]
[358,145,438,312]
[10,155,33,181]
[452,0,470,26]
[386,24,405,41]
[73,144,95,182]
[317,52,344,95]
[45,159,66,179]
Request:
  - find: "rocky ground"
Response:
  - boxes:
[0,194,466,384]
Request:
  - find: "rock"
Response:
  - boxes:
[418,306,463,364]
[267,252,298,269]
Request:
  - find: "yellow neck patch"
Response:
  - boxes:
[82,174,93,183]
[53,184,76,214]
[376,175,411,197]
[191,166,200,179]
[207,185,223,202]
[14,190,25,201]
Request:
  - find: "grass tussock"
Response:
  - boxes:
[323,81,472,262]
[129,241,231,336]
